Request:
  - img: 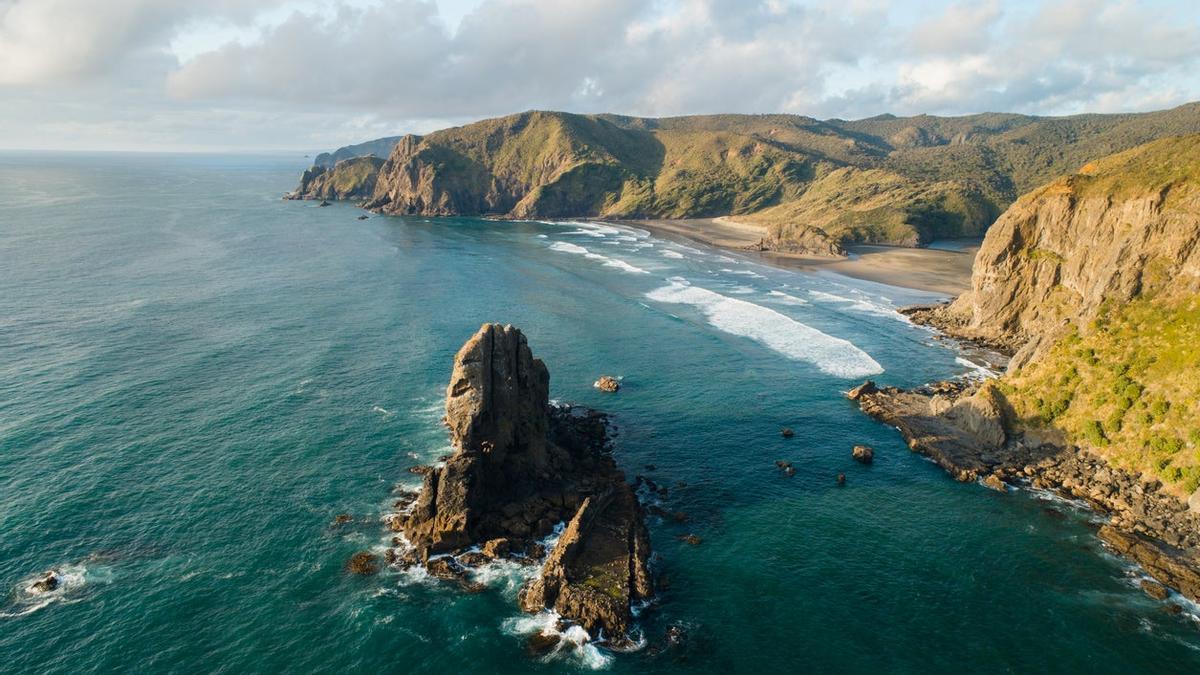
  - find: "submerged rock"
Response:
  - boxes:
[1141,579,1171,601]
[780,427,794,438]
[29,571,60,594]
[526,631,561,656]
[397,324,652,642]
[347,551,379,575]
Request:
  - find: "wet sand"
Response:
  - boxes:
[624,217,978,297]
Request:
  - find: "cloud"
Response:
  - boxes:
[884,0,1200,115]
[1,0,1199,150]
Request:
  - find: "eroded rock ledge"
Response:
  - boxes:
[388,323,652,644]
[850,379,1200,605]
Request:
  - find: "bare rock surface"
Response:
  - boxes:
[391,324,652,643]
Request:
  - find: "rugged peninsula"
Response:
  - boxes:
[289,103,1200,254]
[383,324,653,645]
[853,134,1200,604]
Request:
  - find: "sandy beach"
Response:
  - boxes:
[624,217,978,297]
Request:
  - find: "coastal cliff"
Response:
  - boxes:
[857,134,1200,604]
[290,156,385,201]
[386,324,653,644]
[291,103,1200,253]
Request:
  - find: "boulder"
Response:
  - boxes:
[982,474,1007,492]
[852,445,874,464]
[780,427,794,438]
[846,381,878,401]
[594,376,620,393]
[481,538,512,558]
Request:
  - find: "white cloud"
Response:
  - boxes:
[0,0,1199,150]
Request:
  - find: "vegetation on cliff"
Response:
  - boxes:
[1001,296,1200,494]
[297,103,1200,251]
[939,134,1200,496]
[291,156,384,201]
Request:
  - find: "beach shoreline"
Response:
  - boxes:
[618,217,979,296]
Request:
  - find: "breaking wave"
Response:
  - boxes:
[547,242,648,274]
[808,289,906,321]
[645,279,883,378]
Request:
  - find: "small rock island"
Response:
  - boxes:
[387,323,653,645]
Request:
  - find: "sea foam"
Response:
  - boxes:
[645,279,883,378]
[548,241,648,274]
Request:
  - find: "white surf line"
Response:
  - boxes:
[546,241,650,274]
[645,278,883,378]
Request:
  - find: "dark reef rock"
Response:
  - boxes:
[780,427,794,438]
[347,551,379,575]
[30,571,59,594]
[397,323,652,643]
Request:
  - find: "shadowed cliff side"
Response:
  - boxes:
[389,324,653,644]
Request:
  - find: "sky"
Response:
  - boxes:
[1,0,1199,152]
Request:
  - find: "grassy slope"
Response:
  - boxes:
[316,103,1200,246]
[740,167,997,246]
[995,136,1200,495]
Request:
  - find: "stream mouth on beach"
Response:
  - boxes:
[2,152,1199,673]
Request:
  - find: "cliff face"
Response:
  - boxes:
[289,156,384,201]
[944,136,1200,365]
[905,136,1200,499]
[394,324,653,643]
[293,103,1200,251]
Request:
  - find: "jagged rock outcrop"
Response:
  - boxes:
[760,223,846,257]
[394,324,653,642]
[288,156,385,201]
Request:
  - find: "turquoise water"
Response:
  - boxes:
[2,152,1199,673]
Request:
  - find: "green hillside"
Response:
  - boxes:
[297,103,1200,251]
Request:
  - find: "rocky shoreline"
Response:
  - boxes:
[849,378,1200,609]
[370,323,654,648]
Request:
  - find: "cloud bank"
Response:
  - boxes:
[2,0,1199,150]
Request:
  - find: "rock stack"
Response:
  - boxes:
[392,324,653,643]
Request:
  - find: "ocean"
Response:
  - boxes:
[2,151,1198,673]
